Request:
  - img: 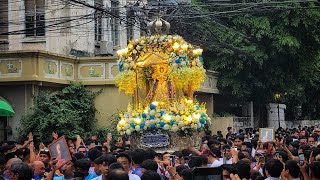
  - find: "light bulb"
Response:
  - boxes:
[181,44,188,50]
[134,117,141,124]
[119,119,126,126]
[186,115,192,122]
[173,42,180,51]
[193,113,201,119]
[163,114,171,122]
[152,101,159,106]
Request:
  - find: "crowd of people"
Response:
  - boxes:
[1,125,320,180]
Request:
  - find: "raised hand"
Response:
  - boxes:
[28,132,33,143]
[52,132,59,140]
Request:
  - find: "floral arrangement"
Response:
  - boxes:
[115,35,206,94]
[114,34,210,135]
[116,99,211,136]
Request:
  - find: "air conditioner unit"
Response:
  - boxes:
[100,41,114,55]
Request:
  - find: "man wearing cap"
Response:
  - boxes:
[39,149,51,175]
[91,154,117,180]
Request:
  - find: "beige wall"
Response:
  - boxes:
[88,85,131,127]
[210,117,233,137]
[195,93,214,118]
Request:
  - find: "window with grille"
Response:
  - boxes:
[25,0,45,37]
[94,0,103,42]
[111,1,120,46]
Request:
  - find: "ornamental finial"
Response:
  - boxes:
[147,18,170,35]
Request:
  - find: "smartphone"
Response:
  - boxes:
[275,152,280,159]
[298,153,304,166]
[222,150,227,164]
[259,156,265,164]
[170,155,176,166]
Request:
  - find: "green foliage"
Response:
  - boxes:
[169,1,320,119]
[19,83,97,142]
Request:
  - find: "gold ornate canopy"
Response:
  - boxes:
[114,18,210,136]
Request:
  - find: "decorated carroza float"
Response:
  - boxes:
[114,18,211,151]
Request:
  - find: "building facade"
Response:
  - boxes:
[0,0,143,55]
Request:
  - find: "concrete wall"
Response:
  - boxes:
[88,85,131,128]
[268,103,286,128]
[285,120,320,128]
[196,93,214,118]
[210,117,233,137]
[0,85,35,141]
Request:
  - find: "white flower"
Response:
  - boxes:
[135,125,141,131]
[150,110,156,115]
[171,125,179,132]
[156,113,161,117]
[197,62,202,67]
[136,46,141,50]
[133,50,137,54]
[128,118,134,123]
[123,63,129,69]
[126,129,132,135]
[164,124,170,130]
[175,115,181,121]
[124,124,130,130]
[144,126,147,130]
[172,63,178,69]
[156,124,161,128]
[178,121,184,127]
[140,40,145,45]
[160,35,166,41]
[155,118,160,123]
[120,132,124,135]
[145,121,150,127]
[150,36,155,40]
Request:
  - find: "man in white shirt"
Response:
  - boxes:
[221,145,233,165]
[117,153,141,180]
[204,148,223,168]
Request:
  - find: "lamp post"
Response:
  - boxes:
[274,93,281,128]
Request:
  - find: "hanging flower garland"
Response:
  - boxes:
[115,35,206,94]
